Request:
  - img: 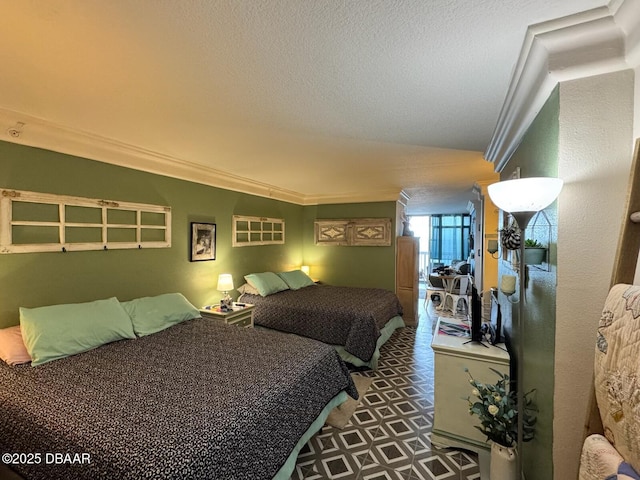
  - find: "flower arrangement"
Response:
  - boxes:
[465,367,536,447]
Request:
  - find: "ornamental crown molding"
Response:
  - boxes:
[397,190,411,208]
[302,188,404,206]
[0,107,403,207]
[485,0,639,171]
[0,107,306,205]
[472,180,493,196]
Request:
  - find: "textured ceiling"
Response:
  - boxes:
[0,0,607,214]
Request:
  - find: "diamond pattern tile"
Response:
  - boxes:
[290,298,481,479]
[410,451,457,480]
[367,436,415,472]
[318,451,364,478]
[359,463,410,480]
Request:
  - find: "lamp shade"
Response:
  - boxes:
[300,265,310,276]
[216,273,234,292]
[487,177,563,213]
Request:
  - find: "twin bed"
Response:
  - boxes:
[1,273,404,479]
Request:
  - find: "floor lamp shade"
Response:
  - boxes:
[487,177,563,214]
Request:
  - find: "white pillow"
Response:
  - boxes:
[237,283,260,295]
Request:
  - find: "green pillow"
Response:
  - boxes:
[20,297,136,367]
[277,270,315,290]
[244,272,289,296]
[121,293,200,337]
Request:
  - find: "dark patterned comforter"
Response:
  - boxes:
[0,318,356,480]
[239,285,403,362]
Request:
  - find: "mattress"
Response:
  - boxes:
[0,318,356,480]
[239,284,403,362]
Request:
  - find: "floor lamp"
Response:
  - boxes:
[487,177,563,478]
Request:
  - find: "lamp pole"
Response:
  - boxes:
[510,211,535,479]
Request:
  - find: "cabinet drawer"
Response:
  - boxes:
[229,315,252,328]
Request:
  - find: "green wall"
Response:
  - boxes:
[302,203,397,291]
[0,140,397,327]
[0,140,306,327]
[499,86,560,479]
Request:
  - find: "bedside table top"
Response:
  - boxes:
[200,303,254,317]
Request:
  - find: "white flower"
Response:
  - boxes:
[494,394,502,402]
[488,405,499,416]
[472,388,479,396]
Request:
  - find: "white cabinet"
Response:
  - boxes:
[431,317,510,452]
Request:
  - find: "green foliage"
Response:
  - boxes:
[524,239,544,248]
[464,368,537,447]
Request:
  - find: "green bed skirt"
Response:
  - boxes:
[273,315,405,478]
[272,390,348,480]
[333,314,405,370]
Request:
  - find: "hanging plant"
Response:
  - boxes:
[499,222,521,251]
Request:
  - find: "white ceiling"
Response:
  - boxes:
[0,0,608,214]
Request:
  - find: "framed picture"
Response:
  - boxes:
[190,223,216,262]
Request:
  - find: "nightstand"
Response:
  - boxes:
[199,303,255,328]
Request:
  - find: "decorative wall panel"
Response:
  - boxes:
[232,215,285,247]
[0,189,171,254]
[314,218,392,246]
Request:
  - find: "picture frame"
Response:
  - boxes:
[190,222,216,262]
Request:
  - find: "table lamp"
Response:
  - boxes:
[217,273,234,310]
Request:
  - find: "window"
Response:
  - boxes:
[409,215,431,277]
[429,214,471,270]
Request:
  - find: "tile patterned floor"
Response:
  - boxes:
[290,300,480,480]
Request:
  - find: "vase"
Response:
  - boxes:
[524,247,546,265]
[490,442,517,480]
